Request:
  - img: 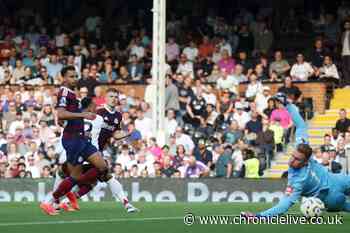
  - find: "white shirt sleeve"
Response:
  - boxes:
[86,115,104,149]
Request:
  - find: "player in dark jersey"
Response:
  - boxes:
[58,94,138,213]
[40,66,110,216]
[96,88,123,151]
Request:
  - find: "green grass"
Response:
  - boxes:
[0,202,349,233]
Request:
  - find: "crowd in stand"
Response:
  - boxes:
[0,4,350,179]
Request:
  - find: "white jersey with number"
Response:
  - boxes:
[84,115,104,149]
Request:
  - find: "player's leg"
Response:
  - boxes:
[107,175,139,212]
[52,163,82,202]
[40,163,82,215]
[84,146,139,212]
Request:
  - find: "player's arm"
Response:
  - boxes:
[56,90,95,120]
[257,182,302,217]
[56,107,95,120]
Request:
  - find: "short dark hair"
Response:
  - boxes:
[81,97,93,110]
[106,88,118,94]
[297,143,313,160]
[61,65,76,77]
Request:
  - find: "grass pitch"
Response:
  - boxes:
[0,202,348,233]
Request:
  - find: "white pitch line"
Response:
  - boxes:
[0,216,184,227]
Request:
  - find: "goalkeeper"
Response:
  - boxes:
[243,144,350,217]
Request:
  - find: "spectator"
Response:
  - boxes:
[236,51,254,76]
[317,55,340,81]
[37,66,54,85]
[269,50,290,78]
[134,108,152,140]
[256,118,275,168]
[185,155,210,178]
[116,66,132,83]
[321,151,342,173]
[199,56,214,77]
[320,134,336,152]
[174,127,195,154]
[193,139,213,168]
[216,68,239,96]
[183,41,198,62]
[164,109,178,137]
[166,37,180,64]
[39,104,56,127]
[335,109,350,133]
[232,102,251,130]
[245,111,263,144]
[245,73,263,100]
[198,36,214,59]
[340,20,350,87]
[231,64,248,83]
[242,148,260,178]
[126,122,142,147]
[73,45,86,72]
[127,55,143,83]
[202,85,217,106]
[165,76,180,112]
[183,88,207,128]
[161,155,176,177]
[177,76,194,117]
[269,118,284,152]
[217,49,235,74]
[219,105,237,133]
[290,53,314,81]
[255,63,269,81]
[44,54,63,84]
[270,97,293,144]
[2,101,17,132]
[8,112,24,135]
[93,86,106,107]
[219,36,233,57]
[308,38,328,70]
[11,59,26,84]
[116,145,132,171]
[77,67,99,97]
[215,145,233,178]
[262,98,276,120]
[113,163,124,178]
[41,165,52,178]
[99,60,117,83]
[255,86,271,113]
[129,38,145,60]
[176,54,194,79]
[211,44,222,64]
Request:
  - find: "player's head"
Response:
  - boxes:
[81,97,96,112]
[289,143,313,169]
[106,88,118,109]
[61,65,77,88]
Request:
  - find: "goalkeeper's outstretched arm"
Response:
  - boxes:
[257,186,302,217]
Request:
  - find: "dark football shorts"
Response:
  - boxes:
[62,138,98,166]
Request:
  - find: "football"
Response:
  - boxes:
[300,197,325,217]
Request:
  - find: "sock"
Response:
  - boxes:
[53,171,63,191]
[75,184,93,198]
[77,167,99,185]
[52,176,77,203]
[107,176,129,206]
